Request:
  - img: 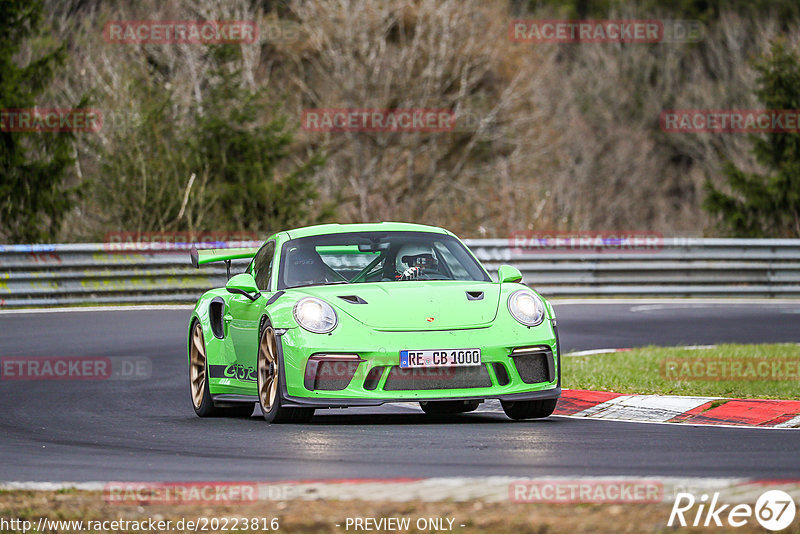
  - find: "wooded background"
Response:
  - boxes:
[2,0,799,242]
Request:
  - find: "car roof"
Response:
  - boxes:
[282,222,450,240]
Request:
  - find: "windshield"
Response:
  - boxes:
[277,231,490,289]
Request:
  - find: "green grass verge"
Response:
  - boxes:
[564,343,800,400]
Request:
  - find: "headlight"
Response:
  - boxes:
[508,290,545,327]
[293,297,338,333]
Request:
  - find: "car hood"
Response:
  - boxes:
[292,281,500,330]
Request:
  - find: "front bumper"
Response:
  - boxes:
[279,386,562,409]
[276,317,561,409]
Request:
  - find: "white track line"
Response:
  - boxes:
[565,344,800,357]
[565,345,720,357]
[565,348,631,357]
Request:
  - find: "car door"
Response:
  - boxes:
[226,240,276,394]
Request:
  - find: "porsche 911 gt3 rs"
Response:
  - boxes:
[188,222,560,423]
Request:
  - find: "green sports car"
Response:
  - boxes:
[188,222,560,423]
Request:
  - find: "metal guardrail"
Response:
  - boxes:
[469,238,800,297]
[1,238,799,307]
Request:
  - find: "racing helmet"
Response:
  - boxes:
[395,244,439,273]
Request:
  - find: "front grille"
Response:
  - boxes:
[304,359,360,391]
[383,365,492,391]
[511,348,555,384]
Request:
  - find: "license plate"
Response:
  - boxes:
[399,349,481,368]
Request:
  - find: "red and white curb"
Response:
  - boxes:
[560,346,800,428]
[401,389,800,428]
[555,389,800,428]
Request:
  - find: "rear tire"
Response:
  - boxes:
[420,400,480,415]
[189,321,254,417]
[257,322,315,424]
[501,399,557,420]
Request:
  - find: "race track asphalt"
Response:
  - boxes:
[1,301,799,482]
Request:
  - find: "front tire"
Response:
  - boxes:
[257,323,314,424]
[189,321,254,418]
[501,398,558,420]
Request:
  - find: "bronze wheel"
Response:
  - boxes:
[258,326,279,413]
[189,320,253,418]
[257,322,314,423]
[189,322,207,409]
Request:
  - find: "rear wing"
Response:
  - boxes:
[190,247,260,278]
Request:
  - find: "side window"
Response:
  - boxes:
[252,241,276,291]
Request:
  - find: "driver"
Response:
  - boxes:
[395,245,439,279]
[285,246,327,287]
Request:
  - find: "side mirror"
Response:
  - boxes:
[226,273,261,302]
[497,264,523,284]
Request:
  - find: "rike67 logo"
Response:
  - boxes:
[669,490,796,531]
